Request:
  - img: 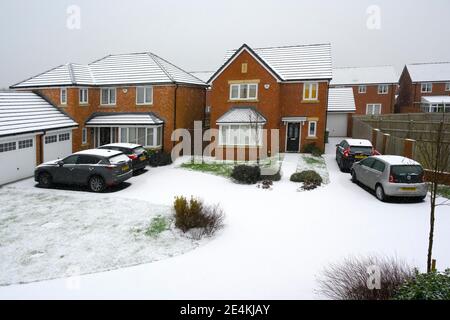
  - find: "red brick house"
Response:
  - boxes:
[397,62,450,113]
[207,43,332,160]
[329,66,398,137]
[10,52,207,159]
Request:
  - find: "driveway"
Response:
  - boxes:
[0,144,449,299]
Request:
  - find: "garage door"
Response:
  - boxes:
[327,113,348,137]
[0,136,36,185]
[43,131,72,162]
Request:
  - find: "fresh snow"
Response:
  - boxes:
[0,138,449,299]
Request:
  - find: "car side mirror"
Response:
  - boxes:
[336,144,340,147]
[57,160,64,166]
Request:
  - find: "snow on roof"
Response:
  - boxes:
[101,143,141,149]
[189,71,215,83]
[421,96,450,104]
[328,88,356,112]
[11,53,206,88]
[75,148,123,158]
[407,62,450,82]
[373,155,420,166]
[212,43,332,83]
[330,66,398,85]
[345,139,373,147]
[216,107,267,124]
[85,112,164,126]
[0,91,78,137]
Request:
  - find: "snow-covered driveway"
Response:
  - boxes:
[0,144,449,299]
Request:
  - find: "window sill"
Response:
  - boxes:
[136,103,153,107]
[306,136,318,140]
[79,104,89,106]
[301,100,320,104]
[100,105,117,107]
[228,99,259,103]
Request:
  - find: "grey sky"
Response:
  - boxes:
[1,0,449,88]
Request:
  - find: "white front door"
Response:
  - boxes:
[0,136,36,185]
[43,130,72,162]
[327,113,348,137]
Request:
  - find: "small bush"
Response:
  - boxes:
[231,165,261,184]
[145,215,169,237]
[394,269,450,300]
[302,143,323,157]
[174,196,224,238]
[257,180,273,190]
[148,150,172,167]
[261,168,282,182]
[290,170,323,185]
[317,255,414,300]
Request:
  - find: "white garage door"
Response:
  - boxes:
[43,131,72,163]
[327,113,348,137]
[0,136,36,185]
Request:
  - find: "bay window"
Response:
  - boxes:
[219,124,263,146]
[119,126,162,147]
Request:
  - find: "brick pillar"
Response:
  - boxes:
[404,139,415,159]
[382,133,390,155]
[35,134,43,165]
[371,128,380,148]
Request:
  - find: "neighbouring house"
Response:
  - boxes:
[10,52,208,155]
[396,62,450,113]
[0,91,78,185]
[327,88,356,137]
[207,43,332,160]
[329,66,398,137]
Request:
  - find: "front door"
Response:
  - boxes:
[286,123,300,152]
[99,128,111,146]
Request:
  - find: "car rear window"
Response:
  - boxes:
[350,146,372,153]
[133,147,147,154]
[108,154,129,164]
[391,165,423,175]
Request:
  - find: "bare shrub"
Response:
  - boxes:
[317,255,414,300]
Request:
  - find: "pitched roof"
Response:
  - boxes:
[216,107,267,124]
[85,112,164,126]
[330,66,398,85]
[406,62,450,82]
[209,43,333,83]
[327,88,356,112]
[0,91,78,137]
[11,53,206,88]
[189,71,215,83]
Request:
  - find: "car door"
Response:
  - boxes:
[357,157,376,187]
[52,155,78,184]
[367,159,386,190]
[72,155,100,185]
[336,141,346,162]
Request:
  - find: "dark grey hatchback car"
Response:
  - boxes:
[34,149,133,192]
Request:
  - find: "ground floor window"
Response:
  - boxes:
[119,126,162,147]
[82,128,87,144]
[219,124,263,146]
[366,104,382,115]
[308,121,317,137]
[421,103,450,113]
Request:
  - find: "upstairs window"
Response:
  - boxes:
[446,83,450,91]
[378,84,389,94]
[303,82,319,101]
[79,88,88,104]
[136,86,153,105]
[60,88,67,105]
[367,103,382,115]
[101,88,116,105]
[229,83,258,100]
[358,85,367,94]
[421,83,433,93]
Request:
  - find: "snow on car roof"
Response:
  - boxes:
[101,143,141,149]
[373,155,421,166]
[345,139,373,147]
[75,149,123,157]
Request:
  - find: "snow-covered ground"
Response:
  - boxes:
[0,138,449,299]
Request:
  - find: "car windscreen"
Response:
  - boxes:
[350,146,372,153]
[391,165,423,176]
[108,154,129,164]
[133,147,147,154]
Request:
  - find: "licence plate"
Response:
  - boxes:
[355,155,367,159]
[139,155,146,161]
[122,165,129,172]
[400,187,416,191]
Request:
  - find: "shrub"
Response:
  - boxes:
[174,196,224,238]
[290,170,323,185]
[302,143,323,157]
[394,269,450,300]
[317,255,414,300]
[148,150,172,167]
[145,215,169,237]
[261,168,282,182]
[231,165,261,184]
[257,180,273,189]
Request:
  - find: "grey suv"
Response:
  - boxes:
[34,149,133,192]
[351,155,428,202]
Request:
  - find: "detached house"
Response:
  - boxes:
[329,66,398,137]
[397,62,450,113]
[10,52,207,157]
[208,43,332,160]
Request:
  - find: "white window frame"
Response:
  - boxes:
[58,133,70,142]
[308,121,317,137]
[60,88,67,105]
[45,135,58,144]
[446,83,450,92]
[303,82,319,101]
[18,139,33,149]
[100,88,116,106]
[82,128,87,144]
[421,83,433,93]
[218,124,263,147]
[378,84,389,95]
[366,103,382,115]
[0,141,17,153]
[229,83,258,101]
[136,86,153,105]
[79,88,88,104]
[118,126,162,147]
[358,85,367,94]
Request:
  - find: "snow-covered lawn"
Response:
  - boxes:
[296,154,330,184]
[0,187,204,286]
[0,141,449,299]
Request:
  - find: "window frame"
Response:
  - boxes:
[58,133,70,142]
[303,82,319,101]
[218,124,263,147]
[229,83,258,101]
[446,83,450,92]
[421,83,433,93]
[118,126,162,148]
[45,135,58,144]
[136,86,153,105]
[366,103,382,115]
[100,87,117,106]
[308,121,317,137]
[377,84,389,95]
[79,88,89,105]
[82,128,87,144]
[18,139,33,149]
[60,88,67,105]
[358,85,367,94]
[0,141,17,153]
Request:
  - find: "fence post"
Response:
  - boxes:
[403,138,416,159]
[371,128,380,148]
[382,133,390,155]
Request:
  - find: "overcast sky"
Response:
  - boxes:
[1,0,449,88]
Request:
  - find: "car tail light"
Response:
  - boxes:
[128,154,138,160]
[343,147,350,158]
[389,174,397,183]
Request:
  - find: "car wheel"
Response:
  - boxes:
[89,176,106,193]
[375,184,387,202]
[38,172,52,188]
[351,170,358,183]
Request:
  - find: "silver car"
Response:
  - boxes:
[351,155,428,202]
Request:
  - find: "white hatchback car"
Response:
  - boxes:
[351,155,428,202]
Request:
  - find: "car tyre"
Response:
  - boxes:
[38,172,52,188]
[338,159,344,172]
[375,184,387,202]
[89,175,106,193]
[351,170,358,183]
